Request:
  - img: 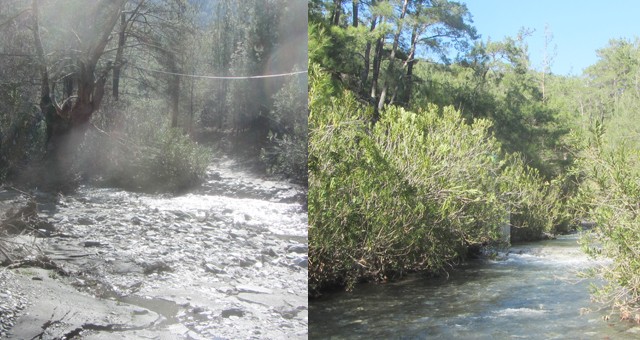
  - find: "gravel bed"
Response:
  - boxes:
[0,269,27,338]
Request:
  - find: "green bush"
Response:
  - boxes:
[81,102,211,193]
[308,63,569,295]
[309,100,510,294]
[260,66,308,184]
[261,131,307,184]
[503,157,569,241]
[577,134,640,321]
[0,107,47,183]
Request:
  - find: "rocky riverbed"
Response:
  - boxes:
[0,157,308,339]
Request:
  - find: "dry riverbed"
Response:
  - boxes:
[0,157,308,339]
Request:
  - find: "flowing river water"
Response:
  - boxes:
[309,234,640,339]
[1,156,308,339]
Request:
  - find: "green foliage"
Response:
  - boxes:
[309,64,561,294]
[412,38,574,180]
[81,100,211,193]
[577,138,640,321]
[261,131,307,184]
[260,66,308,184]
[0,104,47,183]
[556,38,640,321]
[566,39,640,320]
[151,129,211,190]
[503,158,569,240]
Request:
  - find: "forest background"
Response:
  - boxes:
[0,0,308,193]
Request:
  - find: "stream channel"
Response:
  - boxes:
[1,156,308,339]
[309,234,640,339]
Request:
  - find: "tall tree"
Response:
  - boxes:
[377,0,408,111]
[112,0,146,101]
[540,23,556,103]
[331,0,344,25]
[32,0,127,170]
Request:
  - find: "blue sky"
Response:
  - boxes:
[464,0,640,76]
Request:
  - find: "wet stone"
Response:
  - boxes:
[83,240,103,247]
[142,261,173,275]
[261,248,278,257]
[238,258,257,267]
[76,217,94,225]
[220,307,245,318]
[292,256,308,268]
[203,263,226,274]
[287,244,308,254]
[236,285,273,294]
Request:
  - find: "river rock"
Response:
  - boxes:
[236,284,273,294]
[220,307,245,318]
[142,261,173,275]
[203,263,226,274]
[76,217,94,225]
[291,256,308,268]
[287,244,308,254]
[261,247,278,257]
[83,240,102,247]
[1,156,308,339]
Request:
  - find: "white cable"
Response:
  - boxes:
[131,64,307,79]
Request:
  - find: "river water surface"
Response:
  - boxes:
[309,234,640,339]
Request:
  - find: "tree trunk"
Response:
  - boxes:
[404,21,422,108]
[377,0,409,112]
[352,0,358,27]
[188,69,195,135]
[370,16,384,100]
[112,12,126,100]
[331,0,342,26]
[360,15,377,95]
[169,60,180,128]
[405,58,416,108]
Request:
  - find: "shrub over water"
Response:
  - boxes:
[308,64,566,295]
[577,127,640,321]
